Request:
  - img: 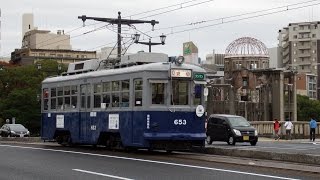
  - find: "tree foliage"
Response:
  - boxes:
[0,60,67,135]
[297,94,320,121]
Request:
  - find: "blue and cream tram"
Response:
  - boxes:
[41,53,207,151]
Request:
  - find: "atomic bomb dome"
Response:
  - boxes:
[224,37,270,73]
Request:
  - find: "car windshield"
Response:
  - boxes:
[8,124,27,131]
[228,117,250,127]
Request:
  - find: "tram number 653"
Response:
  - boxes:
[174,119,187,125]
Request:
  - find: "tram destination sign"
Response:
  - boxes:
[194,73,205,80]
[170,69,192,78]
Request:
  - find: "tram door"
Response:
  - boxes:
[80,84,91,141]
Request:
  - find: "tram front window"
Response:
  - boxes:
[171,80,189,105]
[152,83,165,104]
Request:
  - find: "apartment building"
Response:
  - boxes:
[10,48,96,65]
[278,21,320,99]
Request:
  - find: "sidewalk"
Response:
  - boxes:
[259,137,320,143]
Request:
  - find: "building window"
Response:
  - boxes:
[39,53,45,57]
[293,27,297,31]
[313,50,316,54]
[293,35,297,39]
[50,54,56,57]
[293,51,296,54]
[312,34,316,38]
[293,58,296,62]
[314,66,317,70]
[57,54,63,57]
[293,43,297,47]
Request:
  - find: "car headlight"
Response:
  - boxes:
[27,131,30,135]
[10,131,16,134]
[233,129,241,136]
[254,130,258,136]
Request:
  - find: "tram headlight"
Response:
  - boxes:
[175,56,184,65]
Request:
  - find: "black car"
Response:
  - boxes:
[0,124,30,137]
[206,114,258,146]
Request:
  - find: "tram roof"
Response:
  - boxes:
[42,62,206,83]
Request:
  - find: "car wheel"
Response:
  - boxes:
[206,135,213,145]
[250,140,257,146]
[227,136,236,145]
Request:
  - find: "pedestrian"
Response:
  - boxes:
[284,118,293,140]
[309,117,317,142]
[273,118,281,140]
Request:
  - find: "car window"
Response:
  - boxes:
[8,124,27,131]
[216,118,225,125]
[228,117,250,127]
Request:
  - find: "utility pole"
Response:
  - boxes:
[78,12,159,58]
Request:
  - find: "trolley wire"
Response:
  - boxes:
[162,1,320,36]
[150,0,320,32]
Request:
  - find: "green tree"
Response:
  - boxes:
[0,60,67,135]
[297,94,320,121]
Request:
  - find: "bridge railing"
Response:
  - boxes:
[250,121,320,139]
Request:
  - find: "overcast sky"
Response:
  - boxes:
[1,0,320,59]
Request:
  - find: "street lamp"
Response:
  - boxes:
[133,33,166,52]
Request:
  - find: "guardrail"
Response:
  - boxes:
[251,121,320,138]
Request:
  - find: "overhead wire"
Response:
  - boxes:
[124,0,202,18]
[161,1,320,36]
[150,0,320,32]
[1,0,216,56]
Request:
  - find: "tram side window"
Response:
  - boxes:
[71,85,78,108]
[193,84,202,105]
[121,80,130,107]
[63,86,71,109]
[87,84,91,109]
[134,79,143,106]
[80,84,91,109]
[56,87,63,110]
[102,82,111,108]
[80,85,86,108]
[51,88,56,110]
[171,80,189,105]
[151,83,165,104]
[43,88,49,110]
[112,81,120,107]
[94,83,102,108]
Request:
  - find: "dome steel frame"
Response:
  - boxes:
[225,37,269,57]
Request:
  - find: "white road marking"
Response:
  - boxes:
[73,169,134,180]
[0,144,299,180]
